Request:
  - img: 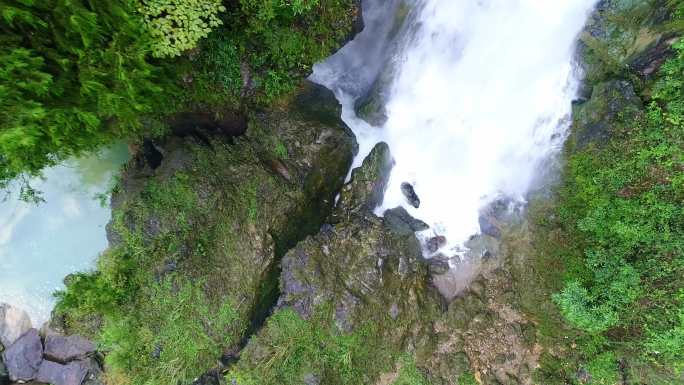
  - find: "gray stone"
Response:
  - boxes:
[335,142,394,217]
[44,335,96,363]
[303,372,321,385]
[2,329,42,382]
[36,360,88,385]
[0,303,32,349]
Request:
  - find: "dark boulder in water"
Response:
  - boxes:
[426,235,447,253]
[384,206,429,235]
[400,182,420,208]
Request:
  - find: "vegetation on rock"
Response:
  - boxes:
[53,85,356,385]
[531,1,684,383]
[0,0,356,190]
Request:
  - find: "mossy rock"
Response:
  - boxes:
[54,81,356,385]
[353,0,414,127]
[570,79,643,150]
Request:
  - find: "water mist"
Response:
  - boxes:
[312,0,597,258]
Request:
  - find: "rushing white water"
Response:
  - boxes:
[313,0,597,256]
[0,144,128,325]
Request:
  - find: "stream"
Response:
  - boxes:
[312,0,598,258]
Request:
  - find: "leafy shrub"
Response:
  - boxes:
[183,0,355,107]
[553,35,684,373]
[139,0,227,57]
[0,0,170,188]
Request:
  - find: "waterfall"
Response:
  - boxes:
[312,0,597,257]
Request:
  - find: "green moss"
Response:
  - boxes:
[179,0,356,109]
[100,277,242,384]
[392,356,430,385]
[457,372,478,385]
[227,307,406,385]
[585,352,620,385]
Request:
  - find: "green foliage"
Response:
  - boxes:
[646,291,684,368]
[0,0,170,188]
[139,0,227,57]
[1,0,355,187]
[552,36,684,374]
[55,172,248,384]
[101,277,241,385]
[183,0,355,107]
[457,372,478,385]
[585,352,620,385]
[228,307,402,385]
[392,356,430,385]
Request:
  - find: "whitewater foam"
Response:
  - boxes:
[312,0,597,256]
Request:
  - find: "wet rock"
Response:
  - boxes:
[44,335,96,363]
[464,234,500,260]
[278,146,442,348]
[0,303,32,349]
[478,198,523,239]
[428,255,450,275]
[191,370,222,385]
[336,142,394,217]
[479,214,501,239]
[355,76,389,127]
[400,182,420,208]
[79,357,104,385]
[426,236,447,253]
[628,36,678,77]
[61,80,356,346]
[35,360,88,385]
[572,80,643,149]
[383,206,429,235]
[2,329,42,382]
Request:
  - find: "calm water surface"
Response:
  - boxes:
[0,144,128,325]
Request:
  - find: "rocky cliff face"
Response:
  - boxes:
[53,82,357,384]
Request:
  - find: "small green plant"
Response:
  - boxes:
[274,141,288,159]
[139,0,227,57]
[457,372,478,385]
[392,355,429,385]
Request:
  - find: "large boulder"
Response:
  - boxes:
[279,143,442,348]
[44,335,96,363]
[578,0,672,84]
[0,303,32,349]
[2,329,42,382]
[54,81,357,383]
[571,80,643,149]
[35,360,88,385]
[334,141,393,219]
